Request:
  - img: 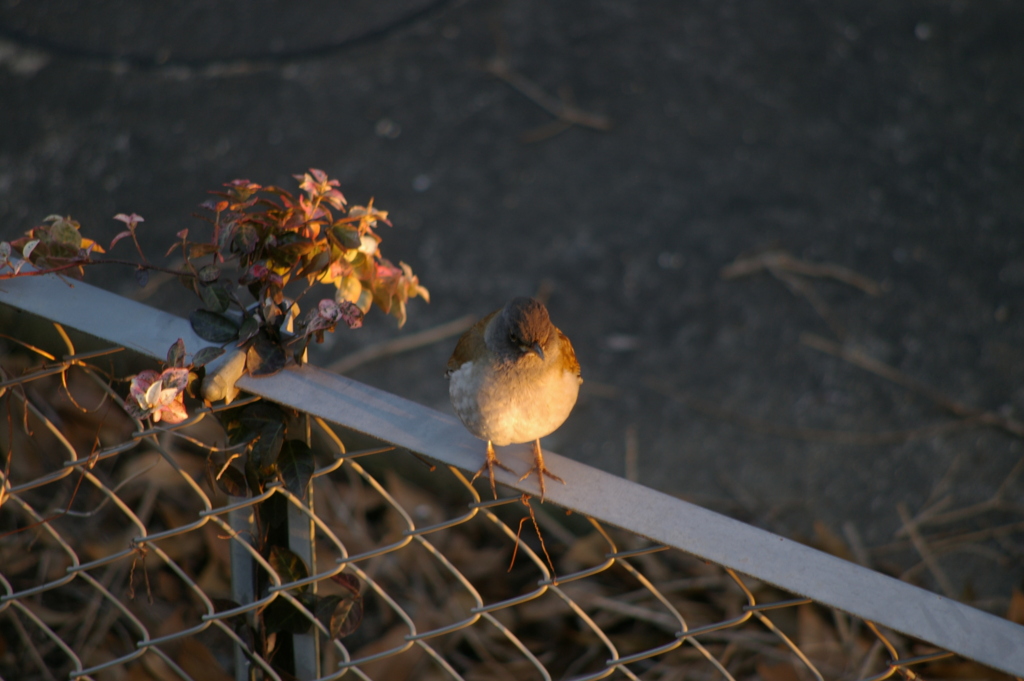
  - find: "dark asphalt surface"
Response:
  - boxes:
[2,0,1023,606]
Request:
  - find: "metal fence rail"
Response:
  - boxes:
[2,272,1023,680]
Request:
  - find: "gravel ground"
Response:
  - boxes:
[2,0,1023,604]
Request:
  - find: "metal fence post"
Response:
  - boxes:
[230,502,256,681]
[288,483,318,679]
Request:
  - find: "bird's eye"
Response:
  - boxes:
[509,334,519,345]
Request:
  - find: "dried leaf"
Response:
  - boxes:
[175,638,233,681]
[813,520,852,561]
[756,661,801,681]
[189,242,219,259]
[797,603,837,649]
[1008,588,1024,625]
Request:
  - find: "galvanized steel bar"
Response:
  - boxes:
[2,271,1023,676]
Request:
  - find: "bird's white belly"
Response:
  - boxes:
[449,360,579,446]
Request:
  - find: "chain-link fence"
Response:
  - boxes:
[2,275,1024,680]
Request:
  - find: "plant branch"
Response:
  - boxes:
[1,256,195,280]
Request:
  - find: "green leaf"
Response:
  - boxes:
[250,422,284,474]
[233,223,260,255]
[200,283,230,313]
[190,309,239,343]
[278,440,314,501]
[189,242,219,260]
[49,217,82,249]
[244,448,267,494]
[198,264,222,283]
[297,247,331,279]
[262,591,316,635]
[226,421,258,449]
[191,345,225,368]
[246,331,287,377]
[166,338,186,368]
[237,316,261,345]
[178,271,199,296]
[239,402,287,432]
[331,572,360,596]
[273,233,315,260]
[330,224,362,249]
[326,573,363,638]
[215,464,248,497]
[206,454,248,497]
[269,545,309,587]
[239,402,286,475]
[318,589,363,639]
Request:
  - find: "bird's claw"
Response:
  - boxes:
[519,441,565,500]
[470,442,514,499]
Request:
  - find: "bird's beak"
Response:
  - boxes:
[530,342,545,360]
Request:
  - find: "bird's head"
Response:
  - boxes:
[497,297,553,360]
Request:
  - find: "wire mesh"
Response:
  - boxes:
[0,337,1017,681]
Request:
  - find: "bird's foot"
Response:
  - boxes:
[470,441,514,499]
[519,440,565,500]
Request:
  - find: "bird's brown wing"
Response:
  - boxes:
[556,327,582,381]
[446,309,499,375]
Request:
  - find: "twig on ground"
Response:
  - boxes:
[328,314,476,374]
[928,520,1024,553]
[800,333,1024,439]
[721,249,883,296]
[897,502,956,598]
[484,56,612,137]
[771,267,848,339]
[722,249,883,341]
[6,609,59,681]
[586,594,681,633]
[872,518,1024,557]
[842,522,872,569]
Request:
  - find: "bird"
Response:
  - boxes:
[446,297,582,499]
